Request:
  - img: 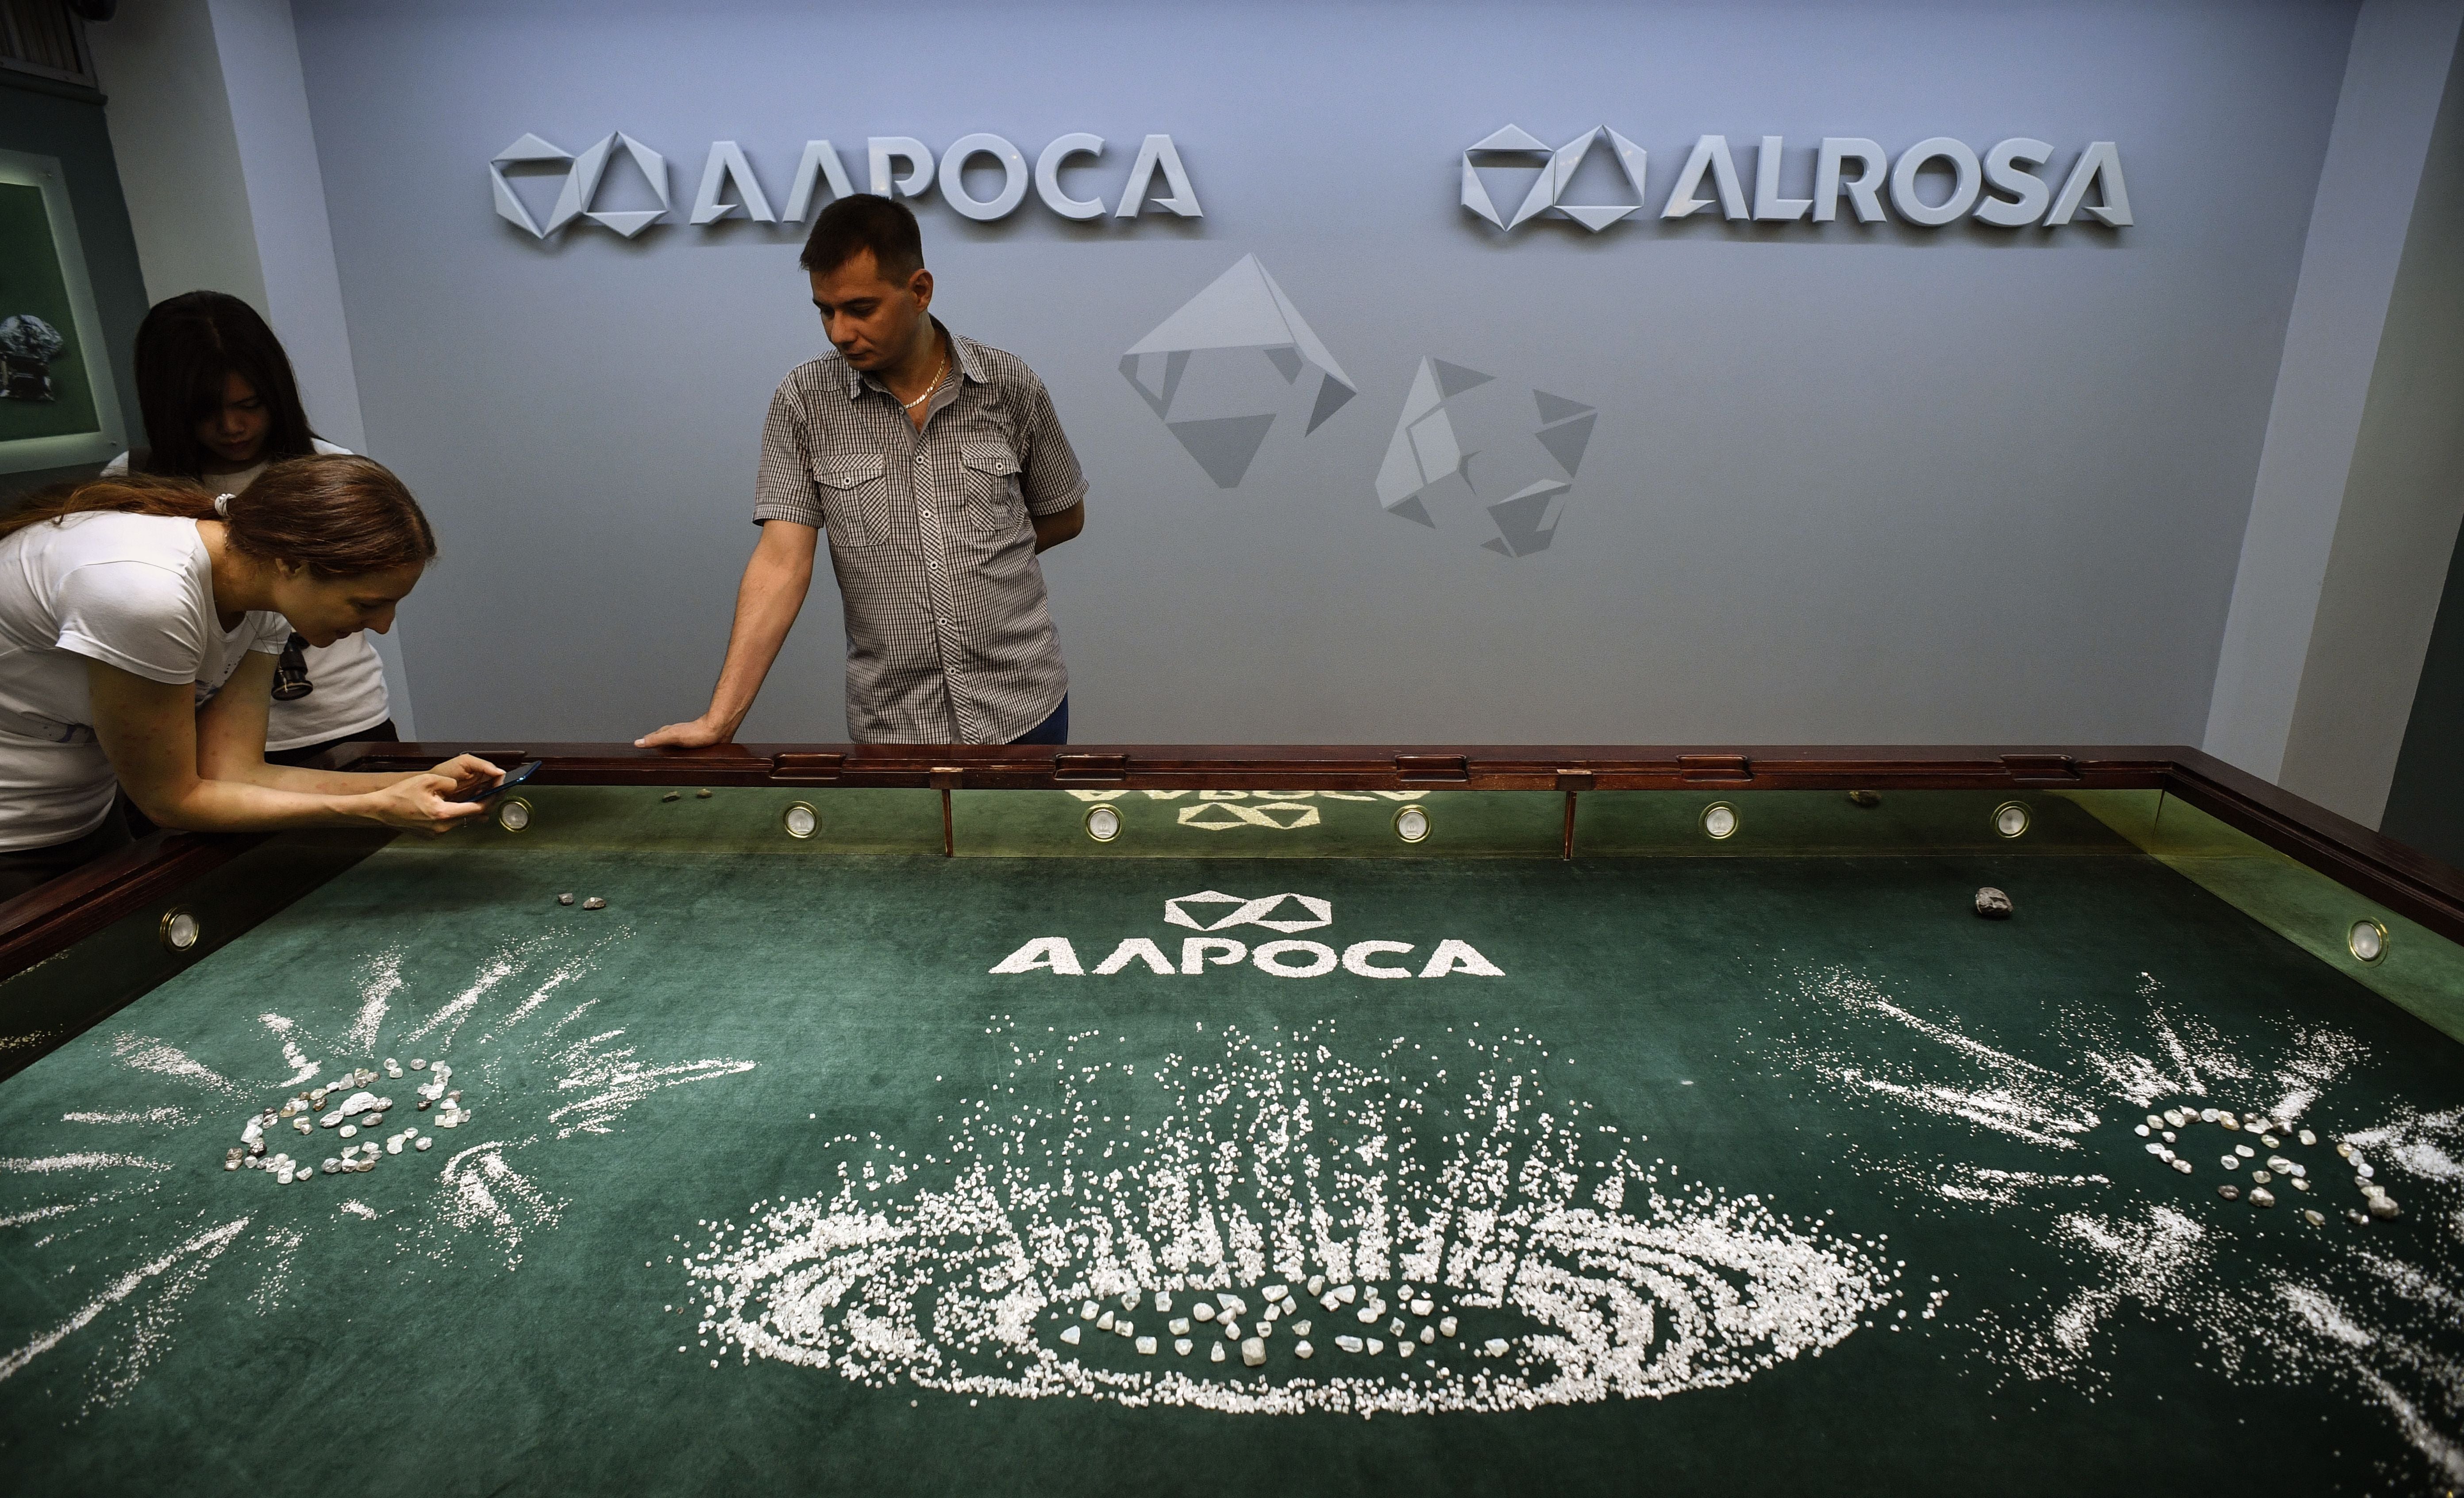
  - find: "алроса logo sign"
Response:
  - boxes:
[489,132,1202,242]
[987,889,1506,980]
[1463,126,2131,233]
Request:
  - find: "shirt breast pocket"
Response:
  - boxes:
[959,441,1024,536]
[812,456,889,547]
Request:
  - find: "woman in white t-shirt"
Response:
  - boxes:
[0,459,500,900]
[102,291,393,765]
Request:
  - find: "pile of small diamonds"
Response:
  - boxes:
[222,1055,464,1185]
[1055,1276,1469,1369]
[2132,1103,2399,1227]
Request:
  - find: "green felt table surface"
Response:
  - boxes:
[2,788,2460,1495]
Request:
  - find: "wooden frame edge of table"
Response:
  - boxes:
[2,745,2458,987]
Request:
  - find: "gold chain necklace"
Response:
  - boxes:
[897,351,949,411]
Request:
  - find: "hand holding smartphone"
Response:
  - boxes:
[447,759,540,803]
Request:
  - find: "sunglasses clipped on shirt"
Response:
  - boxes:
[272,633,313,701]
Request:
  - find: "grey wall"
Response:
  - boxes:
[2376,35,2464,865]
[0,72,149,502]
[2202,0,2464,822]
[293,0,2357,746]
[83,0,269,320]
[2286,22,2464,827]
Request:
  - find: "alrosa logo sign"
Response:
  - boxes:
[488,131,1201,242]
[989,891,1504,980]
[1463,126,2132,233]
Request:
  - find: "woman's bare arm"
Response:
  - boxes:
[92,653,495,834]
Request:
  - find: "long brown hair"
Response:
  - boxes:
[0,456,436,576]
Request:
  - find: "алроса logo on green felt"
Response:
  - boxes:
[988,891,1505,980]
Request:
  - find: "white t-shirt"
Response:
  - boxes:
[0,511,291,850]
[102,442,391,750]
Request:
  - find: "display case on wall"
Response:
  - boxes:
[0,143,123,472]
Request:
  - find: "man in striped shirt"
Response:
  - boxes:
[638,195,1085,748]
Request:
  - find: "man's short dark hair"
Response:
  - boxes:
[800,195,925,281]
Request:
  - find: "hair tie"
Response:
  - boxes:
[214,493,234,517]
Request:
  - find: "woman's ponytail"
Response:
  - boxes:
[0,473,219,538]
[0,455,435,577]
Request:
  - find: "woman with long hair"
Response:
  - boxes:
[104,291,396,764]
[0,456,499,900]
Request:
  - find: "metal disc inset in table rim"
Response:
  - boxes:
[1392,805,1432,844]
[2348,918,2388,965]
[158,908,201,953]
[782,801,820,840]
[1084,804,1123,843]
[1699,802,1739,840]
[495,796,532,832]
[1992,800,2032,839]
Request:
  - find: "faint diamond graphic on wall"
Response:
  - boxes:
[489,132,671,239]
[1120,255,1357,488]
[1374,359,1597,556]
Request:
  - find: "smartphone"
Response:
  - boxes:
[448,759,540,803]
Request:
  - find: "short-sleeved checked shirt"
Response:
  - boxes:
[753,323,1085,744]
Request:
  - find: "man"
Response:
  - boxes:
[639,195,1084,749]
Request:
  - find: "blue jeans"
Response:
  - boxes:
[1008,695,1069,745]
